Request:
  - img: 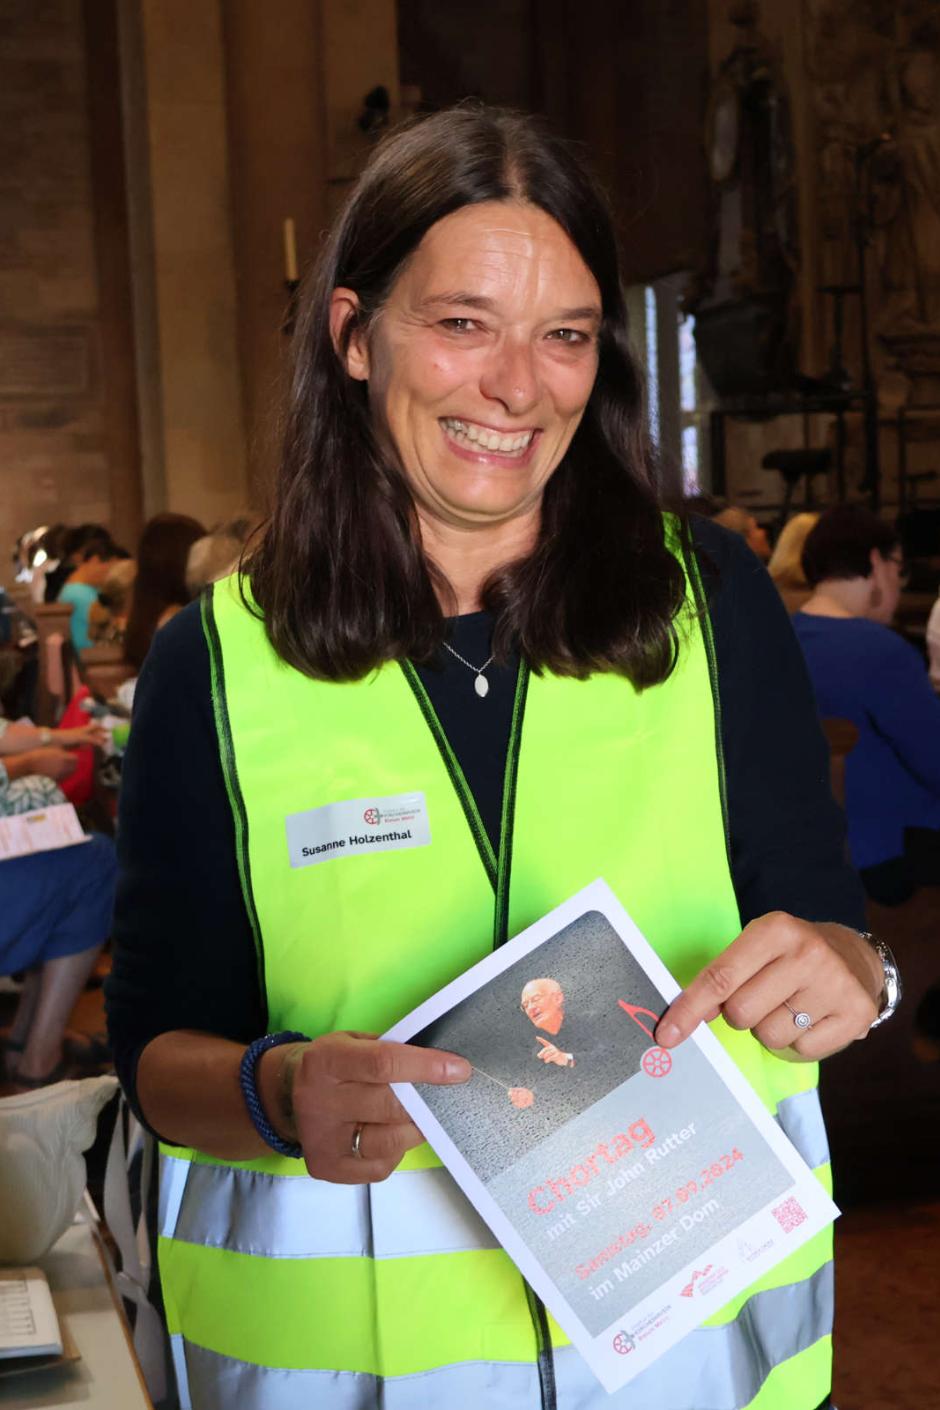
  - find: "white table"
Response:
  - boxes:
[0,1220,153,1409]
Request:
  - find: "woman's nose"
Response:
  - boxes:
[479,340,540,415]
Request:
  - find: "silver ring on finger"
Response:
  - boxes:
[784,1000,813,1032]
[351,1123,365,1159]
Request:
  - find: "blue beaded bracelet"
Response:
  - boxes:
[239,1031,310,1159]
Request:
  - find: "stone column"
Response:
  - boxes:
[220,0,330,501]
[126,0,249,527]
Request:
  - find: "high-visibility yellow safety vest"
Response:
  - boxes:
[157,555,833,1410]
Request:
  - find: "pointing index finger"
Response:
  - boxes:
[655,924,780,1047]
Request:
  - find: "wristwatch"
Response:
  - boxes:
[858,931,902,1028]
[38,727,51,746]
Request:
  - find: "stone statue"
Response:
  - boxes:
[878,37,940,331]
[807,1,940,402]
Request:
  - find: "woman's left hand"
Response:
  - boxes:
[654,913,884,1060]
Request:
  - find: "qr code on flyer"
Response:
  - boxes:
[772,1197,807,1234]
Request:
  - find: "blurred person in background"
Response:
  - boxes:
[712,503,771,561]
[186,514,261,597]
[123,513,206,670]
[793,504,940,903]
[57,535,125,651]
[0,714,107,815]
[13,523,65,604]
[94,557,137,643]
[0,833,117,1090]
[925,587,940,693]
[0,711,115,1090]
[44,522,114,602]
[768,513,819,614]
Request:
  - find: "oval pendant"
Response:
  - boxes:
[474,673,489,698]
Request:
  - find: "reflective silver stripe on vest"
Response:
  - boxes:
[160,1087,827,1261]
[774,1088,830,1171]
[169,1332,193,1410]
[163,1082,828,1263]
[176,1262,832,1410]
[159,1157,498,1258]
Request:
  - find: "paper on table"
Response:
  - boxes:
[385,879,838,1395]
[0,1268,62,1359]
[0,803,89,862]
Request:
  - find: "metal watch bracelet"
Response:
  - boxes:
[857,931,902,1029]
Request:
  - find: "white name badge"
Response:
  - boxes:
[285,792,431,868]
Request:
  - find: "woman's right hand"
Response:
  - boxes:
[19,746,79,781]
[59,722,109,750]
[273,1031,471,1185]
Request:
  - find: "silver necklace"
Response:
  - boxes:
[442,641,495,698]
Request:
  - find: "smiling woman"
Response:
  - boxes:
[111,104,887,1410]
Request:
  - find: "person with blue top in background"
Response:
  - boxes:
[57,534,124,651]
[793,504,940,904]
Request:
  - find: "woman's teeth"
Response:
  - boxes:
[441,418,534,455]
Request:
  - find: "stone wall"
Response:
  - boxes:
[0,0,121,556]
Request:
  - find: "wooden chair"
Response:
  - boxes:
[32,601,78,725]
[77,643,136,703]
[820,717,859,808]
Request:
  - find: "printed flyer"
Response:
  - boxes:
[385,879,838,1394]
[0,803,89,861]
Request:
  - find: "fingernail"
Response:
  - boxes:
[444,1057,471,1081]
[656,1022,680,1047]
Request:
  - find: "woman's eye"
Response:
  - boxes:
[440,318,478,333]
[548,328,589,345]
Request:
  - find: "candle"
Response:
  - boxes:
[283,217,298,283]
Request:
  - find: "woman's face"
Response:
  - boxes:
[336,201,602,532]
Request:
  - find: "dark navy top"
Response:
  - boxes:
[106,520,867,1124]
[792,612,940,868]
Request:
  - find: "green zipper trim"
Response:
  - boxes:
[504,663,551,1410]
[399,660,498,891]
[403,653,547,1410]
[201,587,267,1007]
[682,533,733,868]
[405,648,543,1398]
[493,659,530,950]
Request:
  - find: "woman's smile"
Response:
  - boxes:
[439,416,540,464]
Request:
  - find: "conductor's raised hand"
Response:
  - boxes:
[281,1031,470,1185]
[654,913,884,1061]
[535,1036,572,1066]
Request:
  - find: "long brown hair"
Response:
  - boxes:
[125,513,206,668]
[250,106,686,686]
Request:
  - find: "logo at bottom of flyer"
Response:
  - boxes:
[679,1263,729,1298]
[611,1305,671,1356]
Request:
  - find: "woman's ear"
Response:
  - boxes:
[329,288,369,381]
[867,548,884,608]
